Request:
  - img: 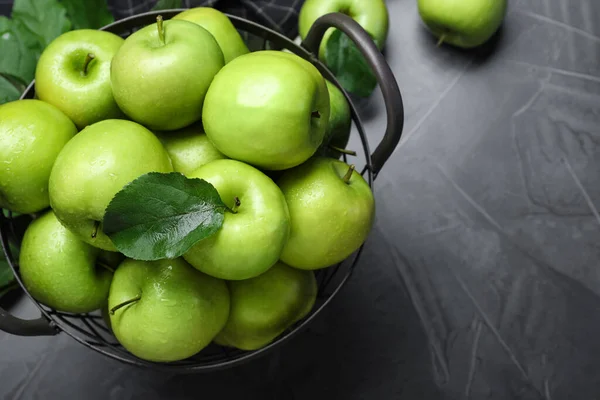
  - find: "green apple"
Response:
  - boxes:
[0,100,77,214]
[183,159,290,280]
[49,119,173,251]
[19,211,114,313]
[108,257,230,362]
[173,7,249,63]
[155,123,226,177]
[35,29,124,130]
[110,17,224,131]
[417,0,507,48]
[299,0,389,59]
[319,80,352,158]
[203,50,330,170]
[215,261,317,351]
[278,157,374,270]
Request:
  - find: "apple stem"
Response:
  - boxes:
[343,164,355,184]
[97,261,115,273]
[228,196,241,214]
[82,53,95,75]
[436,34,446,47]
[91,221,100,239]
[329,146,357,156]
[157,15,165,45]
[110,295,141,315]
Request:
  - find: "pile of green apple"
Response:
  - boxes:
[0,8,375,363]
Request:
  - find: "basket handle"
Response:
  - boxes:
[0,217,57,336]
[302,13,404,175]
[0,307,57,336]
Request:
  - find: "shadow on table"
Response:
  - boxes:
[416,23,506,68]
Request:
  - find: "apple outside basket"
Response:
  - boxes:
[0,10,404,372]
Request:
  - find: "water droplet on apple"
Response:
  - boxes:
[160,298,177,307]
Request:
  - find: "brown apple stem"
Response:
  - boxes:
[110,295,141,315]
[229,196,241,214]
[82,53,95,75]
[311,111,321,119]
[157,15,165,45]
[97,261,115,273]
[436,34,446,47]
[91,221,100,238]
[343,164,355,184]
[329,146,357,156]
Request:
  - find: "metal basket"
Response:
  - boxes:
[0,9,404,373]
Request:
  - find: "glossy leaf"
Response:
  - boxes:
[0,257,14,289]
[11,0,71,49]
[152,0,182,11]
[0,74,21,104]
[324,29,378,98]
[0,16,41,86]
[61,0,115,30]
[0,230,20,297]
[103,172,226,261]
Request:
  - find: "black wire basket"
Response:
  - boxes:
[0,9,404,373]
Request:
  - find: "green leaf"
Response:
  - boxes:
[0,74,21,104]
[11,0,72,49]
[103,172,227,261]
[324,29,378,98]
[0,16,42,85]
[61,0,114,30]
[151,0,182,11]
[0,258,12,284]
[1,73,27,93]
[0,257,14,289]
[0,233,19,297]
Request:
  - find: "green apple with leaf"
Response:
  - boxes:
[215,261,317,351]
[183,159,290,280]
[35,29,124,129]
[299,0,389,58]
[278,157,374,270]
[0,0,115,106]
[155,124,226,177]
[49,119,173,252]
[298,0,388,98]
[111,16,224,131]
[417,0,507,48]
[0,99,77,214]
[19,211,115,313]
[203,50,330,170]
[173,7,249,63]
[108,257,230,362]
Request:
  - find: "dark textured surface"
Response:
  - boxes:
[3,0,600,398]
